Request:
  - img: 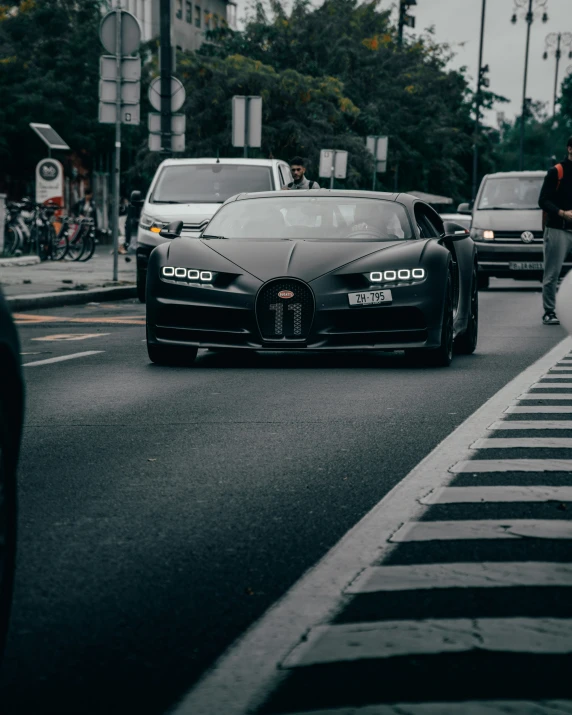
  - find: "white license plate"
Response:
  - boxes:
[509,262,543,270]
[348,290,393,306]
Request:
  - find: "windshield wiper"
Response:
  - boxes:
[201,235,227,239]
[151,200,186,204]
[478,206,535,210]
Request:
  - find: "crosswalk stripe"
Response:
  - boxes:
[488,420,572,429]
[519,394,572,400]
[452,458,572,471]
[420,486,572,504]
[281,618,572,667]
[390,520,572,542]
[532,382,572,388]
[506,406,572,413]
[472,437,572,448]
[547,367,572,372]
[346,561,572,593]
[276,701,572,714]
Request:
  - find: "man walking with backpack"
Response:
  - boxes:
[539,136,572,325]
[283,157,320,190]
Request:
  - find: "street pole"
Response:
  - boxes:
[160,0,172,157]
[553,32,562,116]
[519,0,533,171]
[244,97,249,158]
[112,4,122,283]
[397,1,405,47]
[372,138,377,191]
[472,0,486,203]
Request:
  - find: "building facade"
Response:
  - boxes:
[123,0,237,52]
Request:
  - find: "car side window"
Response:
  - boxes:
[278,166,287,187]
[414,207,438,238]
[281,164,293,186]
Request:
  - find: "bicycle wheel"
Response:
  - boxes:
[67,225,86,261]
[2,226,19,256]
[78,229,96,262]
[51,224,68,260]
[38,225,51,262]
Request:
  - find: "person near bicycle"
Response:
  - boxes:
[73,190,99,230]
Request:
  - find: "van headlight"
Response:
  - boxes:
[140,213,168,234]
[470,228,494,241]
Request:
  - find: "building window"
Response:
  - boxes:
[186,0,192,22]
[204,8,210,28]
[195,5,201,27]
[176,0,182,19]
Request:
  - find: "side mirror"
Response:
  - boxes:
[443,221,470,240]
[159,220,183,239]
[457,202,471,214]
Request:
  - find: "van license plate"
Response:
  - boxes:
[509,262,543,271]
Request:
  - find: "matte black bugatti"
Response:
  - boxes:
[145,191,478,367]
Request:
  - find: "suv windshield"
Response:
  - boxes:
[203,197,413,240]
[478,176,543,210]
[151,164,274,204]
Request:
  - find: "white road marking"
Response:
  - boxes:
[472,437,572,448]
[282,618,572,667]
[23,351,104,367]
[506,406,572,413]
[170,336,572,715]
[346,562,572,593]
[420,486,572,504]
[488,420,572,429]
[548,367,572,372]
[276,702,572,715]
[390,520,572,542]
[31,333,110,342]
[518,394,572,400]
[451,458,572,472]
[532,382,572,388]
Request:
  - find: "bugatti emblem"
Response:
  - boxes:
[278,290,294,299]
[521,231,534,243]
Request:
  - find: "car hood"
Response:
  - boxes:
[473,209,542,231]
[144,203,221,225]
[167,238,420,282]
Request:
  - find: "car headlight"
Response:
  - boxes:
[470,228,494,241]
[161,266,214,282]
[369,268,426,282]
[140,213,168,234]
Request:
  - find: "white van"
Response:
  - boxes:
[131,157,294,301]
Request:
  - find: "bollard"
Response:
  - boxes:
[556,271,572,335]
[0,194,6,256]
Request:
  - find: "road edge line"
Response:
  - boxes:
[170,336,572,715]
[7,285,137,311]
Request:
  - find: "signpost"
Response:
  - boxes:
[148,76,186,152]
[232,96,262,157]
[366,135,388,190]
[319,149,349,188]
[98,6,141,282]
[35,159,65,208]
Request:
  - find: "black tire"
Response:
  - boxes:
[78,231,96,262]
[3,226,18,257]
[455,266,478,355]
[51,226,68,261]
[147,342,198,366]
[0,401,17,667]
[67,227,85,261]
[477,273,489,290]
[137,267,146,303]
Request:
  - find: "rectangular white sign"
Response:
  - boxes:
[319,149,334,178]
[334,150,348,179]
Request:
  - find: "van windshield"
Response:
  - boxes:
[151,164,274,204]
[478,177,543,210]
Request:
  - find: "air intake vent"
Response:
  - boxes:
[256,279,315,340]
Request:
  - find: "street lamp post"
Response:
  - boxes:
[543,33,572,116]
[511,0,548,171]
[472,0,487,203]
[397,0,416,47]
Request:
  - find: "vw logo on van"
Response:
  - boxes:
[521,231,534,244]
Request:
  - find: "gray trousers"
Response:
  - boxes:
[543,226,572,313]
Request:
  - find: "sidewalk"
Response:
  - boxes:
[0,247,137,310]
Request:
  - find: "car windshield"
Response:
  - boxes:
[150,164,274,204]
[203,197,413,240]
[477,177,543,210]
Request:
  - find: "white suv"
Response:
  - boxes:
[132,157,294,302]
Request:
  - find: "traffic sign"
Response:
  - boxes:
[334,151,348,179]
[98,102,140,125]
[148,113,186,134]
[148,76,186,112]
[319,150,334,178]
[367,135,388,161]
[99,10,141,56]
[99,79,140,104]
[232,96,262,149]
[100,55,141,81]
[149,133,185,152]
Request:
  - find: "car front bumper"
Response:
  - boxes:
[476,241,572,279]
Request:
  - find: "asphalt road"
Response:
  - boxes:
[0,281,567,715]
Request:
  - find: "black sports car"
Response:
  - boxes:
[146,191,478,367]
[0,287,23,665]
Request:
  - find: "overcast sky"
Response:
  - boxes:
[237,0,572,125]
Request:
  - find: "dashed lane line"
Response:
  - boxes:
[22,351,104,367]
[471,437,572,448]
[346,562,572,594]
[390,520,572,542]
[282,619,572,667]
[420,485,572,504]
[451,458,572,472]
[488,420,572,429]
[169,339,572,715]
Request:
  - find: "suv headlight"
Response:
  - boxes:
[470,228,494,241]
[140,213,168,233]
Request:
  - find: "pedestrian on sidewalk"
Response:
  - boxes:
[282,157,320,190]
[539,136,572,325]
[73,189,98,229]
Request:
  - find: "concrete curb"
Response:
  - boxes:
[6,285,138,311]
[0,255,41,267]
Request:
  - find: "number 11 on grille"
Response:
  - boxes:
[269,303,303,335]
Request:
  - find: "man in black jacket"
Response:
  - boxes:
[539,136,572,325]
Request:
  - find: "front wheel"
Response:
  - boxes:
[147,343,198,366]
[455,266,478,355]
[406,270,454,368]
[137,267,146,303]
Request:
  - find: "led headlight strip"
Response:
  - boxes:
[369,268,426,282]
[162,266,213,282]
